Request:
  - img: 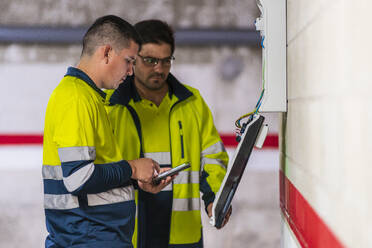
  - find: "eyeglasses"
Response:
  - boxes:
[137,54,175,67]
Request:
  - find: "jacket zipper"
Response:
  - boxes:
[167,96,191,241]
[168,100,183,165]
[178,120,184,159]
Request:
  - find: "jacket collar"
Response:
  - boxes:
[110,73,193,106]
[65,67,106,99]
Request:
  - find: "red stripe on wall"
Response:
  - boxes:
[220,133,278,148]
[0,134,44,145]
[280,170,345,248]
[0,133,279,148]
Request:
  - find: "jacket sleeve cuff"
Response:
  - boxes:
[131,179,139,189]
[202,192,215,214]
[119,160,133,180]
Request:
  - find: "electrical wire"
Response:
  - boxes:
[235,57,266,128]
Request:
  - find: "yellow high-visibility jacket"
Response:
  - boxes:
[43,67,135,248]
[106,73,228,247]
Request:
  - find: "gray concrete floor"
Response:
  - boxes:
[0,170,46,248]
[0,149,280,248]
[202,169,280,248]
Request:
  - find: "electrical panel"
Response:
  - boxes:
[255,0,287,112]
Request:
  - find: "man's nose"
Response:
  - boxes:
[153,62,165,73]
[127,63,134,76]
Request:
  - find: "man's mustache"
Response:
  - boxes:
[149,73,165,79]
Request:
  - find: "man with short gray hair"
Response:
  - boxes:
[42,15,173,248]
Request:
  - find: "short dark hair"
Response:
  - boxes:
[82,15,141,57]
[134,20,175,55]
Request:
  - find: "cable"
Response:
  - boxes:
[235,57,266,129]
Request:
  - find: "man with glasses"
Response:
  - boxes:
[42,16,174,248]
[106,19,231,248]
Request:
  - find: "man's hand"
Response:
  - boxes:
[138,167,176,194]
[128,158,160,183]
[207,203,232,229]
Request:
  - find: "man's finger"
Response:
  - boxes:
[161,175,173,185]
[227,206,232,217]
[153,160,161,172]
[139,178,152,184]
[226,206,232,219]
[218,206,232,229]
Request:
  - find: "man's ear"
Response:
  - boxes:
[103,45,112,64]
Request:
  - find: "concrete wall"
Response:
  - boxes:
[282,0,372,247]
[0,45,268,134]
[0,1,281,247]
[0,0,258,28]
[0,0,279,136]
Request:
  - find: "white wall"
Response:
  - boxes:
[0,45,273,135]
[283,0,372,247]
[0,1,281,247]
[0,0,279,136]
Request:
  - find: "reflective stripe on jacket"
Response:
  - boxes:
[107,73,228,247]
[43,67,135,248]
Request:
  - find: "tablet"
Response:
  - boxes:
[210,114,265,228]
[153,163,191,184]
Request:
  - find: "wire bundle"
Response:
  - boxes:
[235,59,266,129]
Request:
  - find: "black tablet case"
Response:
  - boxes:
[211,114,265,228]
